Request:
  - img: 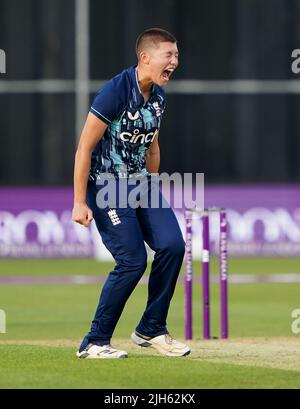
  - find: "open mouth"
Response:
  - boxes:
[162,68,174,81]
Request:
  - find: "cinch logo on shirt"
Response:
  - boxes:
[120,129,158,144]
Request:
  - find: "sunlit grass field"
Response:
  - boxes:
[0,258,300,388]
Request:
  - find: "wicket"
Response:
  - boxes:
[184,208,228,340]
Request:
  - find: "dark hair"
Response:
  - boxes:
[136,28,177,58]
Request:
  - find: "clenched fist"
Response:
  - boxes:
[72,202,93,227]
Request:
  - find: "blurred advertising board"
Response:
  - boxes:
[0,185,299,258]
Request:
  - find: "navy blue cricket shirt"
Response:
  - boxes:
[89,65,166,179]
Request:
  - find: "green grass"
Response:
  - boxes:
[1,258,300,388]
[1,344,300,389]
[0,257,300,276]
[0,283,299,340]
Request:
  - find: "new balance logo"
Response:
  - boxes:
[107,209,121,226]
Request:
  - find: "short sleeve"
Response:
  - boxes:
[90,81,119,124]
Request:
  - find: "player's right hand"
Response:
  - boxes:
[72,203,93,227]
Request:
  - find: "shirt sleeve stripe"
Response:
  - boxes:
[90,106,112,124]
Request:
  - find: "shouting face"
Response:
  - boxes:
[139,41,179,87]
